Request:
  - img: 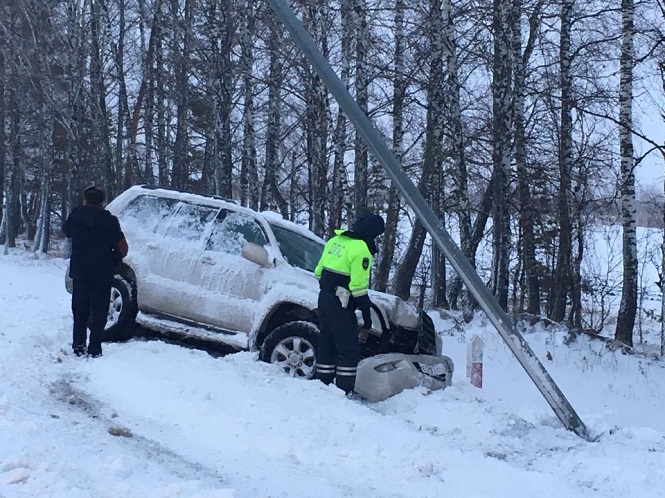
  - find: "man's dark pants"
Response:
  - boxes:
[316,290,359,394]
[72,278,111,355]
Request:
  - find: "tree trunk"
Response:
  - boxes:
[33,107,52,254]
[303,2,329,236]
[443,0,472,310]
[615,0,637,347]
[89,0,115,198]
[214,0,235,199]
[393,0,446,302]
[141,0,164,184]
[329,0,353,234]
[491,0,514,310]
[432,167,447,308]
[549,0,574,322]
[661,145,665,357]
[3,85,20,252]
[353,0,369,217]
[261,19,289,218]
[514,0,542,315]
[171,0,195,190]
[393,221,428,300]
[375,0,406,292]
[239,0,258,209]
[0,21,5,226]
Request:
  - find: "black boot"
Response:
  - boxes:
[73,344,87,357]
[87,346,103,358]
[335,366,357,394]
[314,364,335,385]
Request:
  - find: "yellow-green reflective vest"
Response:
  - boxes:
[314,229,372,297]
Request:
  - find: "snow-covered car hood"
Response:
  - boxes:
[368,292,421,330]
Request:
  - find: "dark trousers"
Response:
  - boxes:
[316,290,359,394]
[72,278,111,354]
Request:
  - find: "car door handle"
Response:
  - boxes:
[201,256,216,265]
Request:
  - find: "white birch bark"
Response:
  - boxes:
[376,0,406,292]
[491,0,514,310]
[615,0,637,347]
[550,0,574,322]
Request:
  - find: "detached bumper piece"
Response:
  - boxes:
[354,353,454,403]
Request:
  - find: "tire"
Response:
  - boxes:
[101,274,138,342]
[259,321,319,379]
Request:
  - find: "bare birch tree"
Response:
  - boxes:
[549,0,574,322]
[491,0,514,310]
[376,0,406,292]
[353,0,369,216]
[393,0,446,302]
[261,14,289,217]
[0,2,6,233]
[615,0,637,346]
[239,0,259,209]
[328,0,353,234]
[202,0,236,198]
[513,0,544,314]
[302,1,330,235]
[171,0,195,190]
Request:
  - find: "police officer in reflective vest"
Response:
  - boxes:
[314,210,385,394]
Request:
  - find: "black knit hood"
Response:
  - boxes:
[343,210,385,255]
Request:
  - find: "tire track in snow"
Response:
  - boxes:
[50,375,229,486]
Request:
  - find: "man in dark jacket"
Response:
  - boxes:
[63,186,128,357]
[313,210,385,394]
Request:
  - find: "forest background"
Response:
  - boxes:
[1,0,664,349]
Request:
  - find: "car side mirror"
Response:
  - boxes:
[241,242,273,268]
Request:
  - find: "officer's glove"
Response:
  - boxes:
[355,294,373,330]
[361,309,373,330]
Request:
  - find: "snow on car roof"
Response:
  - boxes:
[129,185,251,214]
[128,186,325,245]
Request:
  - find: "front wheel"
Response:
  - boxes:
[102,274,138,342]
[259,321,319,378]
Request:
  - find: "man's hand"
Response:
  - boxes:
[117,237,129,257]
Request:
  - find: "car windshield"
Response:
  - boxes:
[269,223,324,273]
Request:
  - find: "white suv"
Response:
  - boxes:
[66,185,439,377]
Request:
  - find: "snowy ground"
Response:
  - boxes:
[1,250,665,497]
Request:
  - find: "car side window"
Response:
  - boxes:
[206,210,268,255]
[119,195,177,232]
[161,202,219,242]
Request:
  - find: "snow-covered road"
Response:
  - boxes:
[1,251,664,497]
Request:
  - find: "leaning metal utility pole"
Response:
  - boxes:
[264,0,590,440]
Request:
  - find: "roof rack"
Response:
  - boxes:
[139,184,238,204]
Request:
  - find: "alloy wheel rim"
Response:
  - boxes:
[106,287,123,327]
[270,336,316,378]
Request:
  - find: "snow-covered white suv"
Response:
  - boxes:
[66,185,439,377]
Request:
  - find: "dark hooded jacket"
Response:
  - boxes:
[64,205,125,282]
